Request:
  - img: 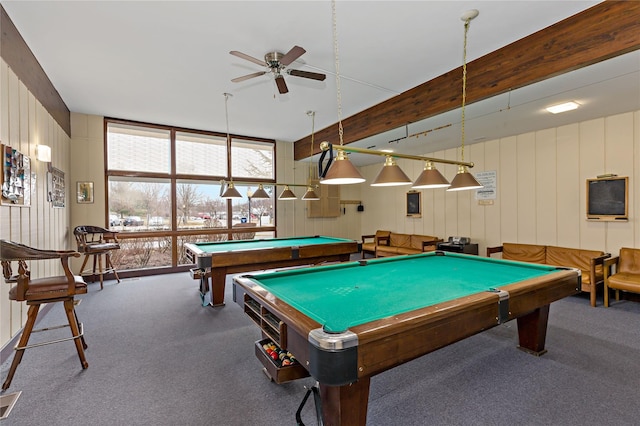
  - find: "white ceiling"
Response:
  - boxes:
[2,1,638,166]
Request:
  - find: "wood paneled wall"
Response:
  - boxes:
[341,110,638,258]
[0,59,71,350]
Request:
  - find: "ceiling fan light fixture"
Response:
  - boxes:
[250,184,270,199]
[321,149,366,185]
[278,185,297,200]
[371,156,412,186]
[412,161,451,189]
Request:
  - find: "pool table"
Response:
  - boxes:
[184,236,359,307]
[233,251,581,425]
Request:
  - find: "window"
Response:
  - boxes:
[105,119,276,274]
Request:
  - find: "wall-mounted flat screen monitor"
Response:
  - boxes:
[586,176,628,221]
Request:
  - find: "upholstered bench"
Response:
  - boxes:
[487,242,610,307]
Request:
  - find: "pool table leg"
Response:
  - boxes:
[319,377,370,426]
[209,267,227,307]
[516,304,550,356]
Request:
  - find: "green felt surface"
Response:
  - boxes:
[246,252,560,332]
[192,236,352,253]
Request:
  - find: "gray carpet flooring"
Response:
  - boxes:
[1,271,640,425]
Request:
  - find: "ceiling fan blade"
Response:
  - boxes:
[275,76,289,94]
[287,69,327,81]
[231,71,266,83]
[230,50,265,66]
[279,45,306,66]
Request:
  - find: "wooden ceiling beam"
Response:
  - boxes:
[294,0,640,161]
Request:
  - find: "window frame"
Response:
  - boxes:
[104,117,277,276]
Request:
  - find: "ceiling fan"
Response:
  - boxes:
[230,45,326,94]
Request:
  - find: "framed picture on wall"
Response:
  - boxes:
[406,191,421,217]
[76,181,94,204]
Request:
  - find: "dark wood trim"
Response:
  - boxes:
[0,5,70,136]
[293,0,640,161]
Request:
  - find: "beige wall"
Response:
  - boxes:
[4,105,637,351]
[340,110,638,257]
[0,59,72,349]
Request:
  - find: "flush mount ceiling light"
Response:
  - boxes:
[447,9,483,192]
[545,101,580,114]
[319,0,365,185]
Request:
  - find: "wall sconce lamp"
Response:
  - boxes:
[36,145,51,162]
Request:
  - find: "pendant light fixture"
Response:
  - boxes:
[319,0,365,185]
[220,92,243,199]
[371,155,413,186]
[302,111,320,200]
[250,184,270,199]
[447,10,483,192]
[278,185,297,200]
[412,161,451,189]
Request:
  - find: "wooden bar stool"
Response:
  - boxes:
[73,225,121,290]
[0,239,89,391]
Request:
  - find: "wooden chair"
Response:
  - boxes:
[604,247,640,307]
[73,225,120,290]
[0,240,88,391]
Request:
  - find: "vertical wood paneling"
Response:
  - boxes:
[0,61,71,350]
[499,136,518,241]
[469,143,486,254]
[604,112,634,255]
[579,118,606,250]
[535,128,557,245]
[635,111,640,248]
[516,132,537,242]
[483,140,501,249]
[556,124,580,246]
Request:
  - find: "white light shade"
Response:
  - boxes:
[36,145,51,162]
[545,101,580,114]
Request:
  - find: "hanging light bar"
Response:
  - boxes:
[447,10,483,192]
[219,180,317,201]
[320,0,366,186]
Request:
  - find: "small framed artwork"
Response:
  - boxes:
[77,181,94,204]
[406,191,421,217]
